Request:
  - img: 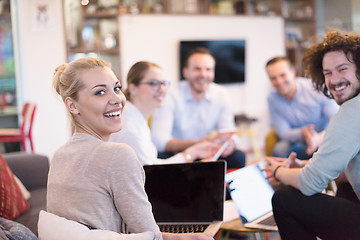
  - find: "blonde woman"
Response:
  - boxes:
[47,57,213,240]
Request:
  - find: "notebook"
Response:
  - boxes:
[144,161,226,236]
[225,162,278,231]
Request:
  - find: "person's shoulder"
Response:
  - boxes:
[110,120,143,146]
[163,81,186,103]
[99,141,135,155]
[267,88,281,102]
[209,82,228,95]
[331,94,360,126]
[342,93,360,109]
[297,77,326,97]
[95,141,144,178]
[99,141,141,166]
[296,77,313,89]
[176,81,189,94]
[210,82,225,90]
[52,141,70,163]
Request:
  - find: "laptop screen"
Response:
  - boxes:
[144,161,226,223]
[225,162,274,222]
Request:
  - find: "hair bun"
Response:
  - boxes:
[53,63,68,95]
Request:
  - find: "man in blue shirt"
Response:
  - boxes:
[266,57,338,159]
[151,47,245,168]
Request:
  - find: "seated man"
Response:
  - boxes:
[266,56,339,159]
[151,47,245,169]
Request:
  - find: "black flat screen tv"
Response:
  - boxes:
[179,40,246,84]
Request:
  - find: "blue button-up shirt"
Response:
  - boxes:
[267,77,339,142]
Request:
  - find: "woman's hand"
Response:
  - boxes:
[185,141,219,162]
[162,232,214,240]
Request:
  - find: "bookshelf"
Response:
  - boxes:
[63,0,316,77]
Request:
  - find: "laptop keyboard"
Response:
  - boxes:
[159,224,209,233]
[258,214,277,226]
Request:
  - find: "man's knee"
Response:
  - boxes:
[272,185,298,209]
[224,150,246,168]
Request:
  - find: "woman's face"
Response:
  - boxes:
[69,67,126,140]
[132,66,168,111]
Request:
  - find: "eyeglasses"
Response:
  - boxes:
[140,80,171,90]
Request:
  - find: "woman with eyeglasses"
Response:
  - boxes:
[110,61,219,165]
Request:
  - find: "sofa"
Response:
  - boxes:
[3,152,49,237]
[2,152,157,240]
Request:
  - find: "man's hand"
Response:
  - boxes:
[301,124,323,155]
[185,141,220,161]
[220,138,235,157]
[265,152,297,181]
[203,133,236,157]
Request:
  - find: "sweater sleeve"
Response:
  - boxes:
[298,98,360,195]
[105,143,162,239]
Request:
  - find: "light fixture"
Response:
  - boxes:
[81,0,89,6]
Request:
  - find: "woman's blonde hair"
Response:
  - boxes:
[52,57,111,124]
[53,57,110,101]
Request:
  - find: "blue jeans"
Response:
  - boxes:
[272,141,313,160]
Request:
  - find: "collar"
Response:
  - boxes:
[292,78,305,101]
[183,81,212,103]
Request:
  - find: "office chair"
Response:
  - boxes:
[0,102,37,152]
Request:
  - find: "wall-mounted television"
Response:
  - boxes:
[179,40,246,84]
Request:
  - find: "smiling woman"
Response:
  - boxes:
[64,66,125,140]
[109,61,219,166]
[46,57,214,240]
[47,57,165,237]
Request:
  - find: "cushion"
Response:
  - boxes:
[14,175,31,200]
[38,210,155,240]
[0,216,37,240]
[0,154,30,220]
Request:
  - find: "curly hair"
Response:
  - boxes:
[302,30,360,98]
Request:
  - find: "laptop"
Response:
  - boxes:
[225,162,278,231]
[144,161,226,236]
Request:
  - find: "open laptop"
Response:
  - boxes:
[225,162,278,231]
[144,161,226,236]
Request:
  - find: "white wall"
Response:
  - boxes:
[14,0,70,159]
[118,15,285,149]
[11,10,285,158]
